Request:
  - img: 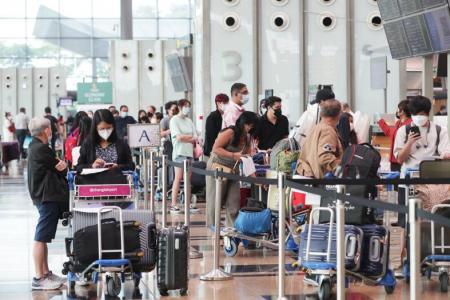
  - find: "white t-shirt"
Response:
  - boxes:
[393,121,450,173]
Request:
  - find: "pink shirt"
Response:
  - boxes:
[222,101,245,129]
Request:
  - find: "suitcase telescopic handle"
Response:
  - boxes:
[306,207,334,262]
[96,206,125,266]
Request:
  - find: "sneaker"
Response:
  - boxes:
[45,271,66,284]
[170,205,181,214]
[31,277,62,290]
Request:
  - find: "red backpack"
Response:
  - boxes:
[64,130,79,163]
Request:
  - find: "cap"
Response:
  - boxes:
[311,89,335,104]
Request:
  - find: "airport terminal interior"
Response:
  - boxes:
[2,0,450,299]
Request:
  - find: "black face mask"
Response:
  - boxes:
[249,128,256,136]
[395,112,400,119]
[273,108,282,118]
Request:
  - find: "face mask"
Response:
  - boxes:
[182,106,191,116]
[217,103,224,112]
[273,108,282,118]
[120,111,128,118]
[350,123,355,132]
[47,128,52,141]
[151,118,157,124]
[98,128,113,141]
[412,115,428,127]
[241,94,250,105]
[395,112,400,119]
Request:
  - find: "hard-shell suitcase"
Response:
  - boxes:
[359,225,388,277]
[191,161,206,187]
[157,227,189,296]
[299,224,363,271]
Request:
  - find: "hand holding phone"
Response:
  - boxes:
[410,126,420,137]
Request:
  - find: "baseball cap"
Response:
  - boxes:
[311,89,335,104]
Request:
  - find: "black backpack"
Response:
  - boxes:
[340,143,381,179]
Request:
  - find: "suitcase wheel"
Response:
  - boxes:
[318,279,332,300]
[223,237,239,257]
[106,274,122,297]
[439,272,449,293]
[180,288,188,296]
[159,288,169,296]
[384,285,395,294]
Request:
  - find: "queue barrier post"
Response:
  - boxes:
[409,197,422,300]
[200,169,232,281]
[183,159,203,259]
[336,185,346,300]
[143,148,149,210]
[149,150,155,212]
[277,172,288,300]
[161,154,168,228]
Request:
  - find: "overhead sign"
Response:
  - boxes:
[77,82,113,104]
[127,124,161,148]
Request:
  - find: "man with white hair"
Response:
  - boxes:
[27,117,68,290]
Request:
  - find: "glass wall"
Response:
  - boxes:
[0,0,193,89]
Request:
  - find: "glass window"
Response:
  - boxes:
[93,19,120,38]
[159,19,190,38]
[94,58,110,78]
[0,20,26,38]
[158,0,191,18]
[93,0,120,18]
[0,58,27,68]
[0,39,27,58]
[27,39,60,58]
[60,39,92,57]
[60,19,93,38]
[28,57,58,68]
[27,19,60,39]
[133,0,157,18]
[133,19,158,38]
[27,0,59,18]
[93,39,109,58]
[0,0,26,18]
[60,0,92,18]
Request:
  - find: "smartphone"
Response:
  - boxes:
[410,126,420,137]
[104,163,114,168]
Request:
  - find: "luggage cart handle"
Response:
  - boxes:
[431,204,450,255]
[97,206,125,261]
[306,207,334,262]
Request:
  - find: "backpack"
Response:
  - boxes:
[64,133,78,163]
[404,124,441,156]
[340,143,381,179]
[269,138,300,173]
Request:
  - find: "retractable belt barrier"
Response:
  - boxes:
[155,156,450,229]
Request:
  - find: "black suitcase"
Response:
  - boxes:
[157,227,189,296]
[359,224,388,277]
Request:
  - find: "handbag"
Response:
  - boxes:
[7,122,15,133]
[210,160,239,174]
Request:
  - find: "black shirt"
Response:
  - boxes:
[45,115,58,135]
[256,113,290,150]
[115,116,137,139]
[203,110,223,157]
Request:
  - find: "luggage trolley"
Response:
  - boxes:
[422,203,450,293]
[66,206,135,297]
[299,207,396,300]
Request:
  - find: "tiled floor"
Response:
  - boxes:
[1,161,449,299]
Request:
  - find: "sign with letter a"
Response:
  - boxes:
[127,124,161,148]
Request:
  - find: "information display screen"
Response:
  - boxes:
[378,0,450,59]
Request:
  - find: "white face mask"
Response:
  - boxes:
[350,123,355,132]
[182,106,191,116]
[150,118,157,124]
[241,94,250,105]
[412,115,429,127]
[120,111,128,118]
[98,128,113,141]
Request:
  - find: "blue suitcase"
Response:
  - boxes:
[359,225,388,277]
[299,224,363,271]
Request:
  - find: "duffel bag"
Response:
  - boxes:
[235,208,272,235]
